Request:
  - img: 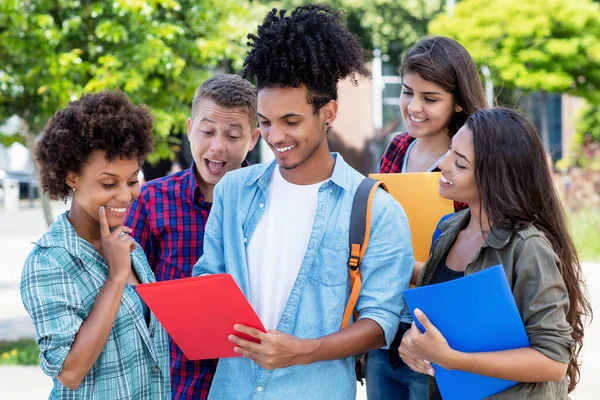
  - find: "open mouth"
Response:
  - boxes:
[205,158,227,174]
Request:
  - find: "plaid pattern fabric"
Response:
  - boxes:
[126,163,236,399]
[380,133,468,212]
[21,212,170,400]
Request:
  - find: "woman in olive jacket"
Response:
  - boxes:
[399,108,591,399]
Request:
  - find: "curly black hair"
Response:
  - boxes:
[35,90,155,201]
[243,5,369,112]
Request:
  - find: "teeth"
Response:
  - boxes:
[275,144,295,152]
[410,115,426,123]
[106,206,127,213]
[441,175,454,185]
[207,159,224,164]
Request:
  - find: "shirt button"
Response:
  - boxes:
[259,203,264,208]
[152,366,159,373]
[244,237,247,243]
[330,189,333,193]
[256,386,263,392]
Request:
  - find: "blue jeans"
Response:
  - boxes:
[365,348,429,400]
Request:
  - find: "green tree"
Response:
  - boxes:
[429,0,600,152]
[0,0,254,224]
[256,0,444,63]
[574,102,600,168]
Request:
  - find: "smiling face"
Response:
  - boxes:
[400,72,462,140]
[67,151,141,229]
[257,85,336,184]
[437,125,479,206]
[187,98,259,197]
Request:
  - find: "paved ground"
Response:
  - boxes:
[0,201,598,398]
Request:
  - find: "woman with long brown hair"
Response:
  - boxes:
[368,36,488,400]
[399,108,591,398]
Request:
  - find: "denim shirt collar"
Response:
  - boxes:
[245,152,351,192]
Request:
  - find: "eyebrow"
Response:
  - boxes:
[402,83,442,96]
[100,169,141,178]
[256,112,303,120]
[450,147,471,165]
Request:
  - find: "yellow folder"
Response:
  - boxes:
[369,172,454,262]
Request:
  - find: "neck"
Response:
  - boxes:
[194,168,214,203]
[279,143,335,185]
[67,201,101,245]
[413,131,452,158]
[466,203,491,236]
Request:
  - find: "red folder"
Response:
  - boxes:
[136,274,266,360]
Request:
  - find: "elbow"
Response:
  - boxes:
[550,362,569,382]
[57,370,84,391]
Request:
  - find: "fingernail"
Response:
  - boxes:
[428,368,434,376]
[228,335,233,341]
[233,347,240,353]
[414,308,422,317]
[99,206,104,212]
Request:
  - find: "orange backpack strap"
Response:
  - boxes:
[341,177,388,329]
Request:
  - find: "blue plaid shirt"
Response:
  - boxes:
[21,212,170,399]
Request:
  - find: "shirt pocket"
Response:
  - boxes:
[309,231,349,287]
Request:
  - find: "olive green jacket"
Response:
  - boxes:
[417,209,572,399]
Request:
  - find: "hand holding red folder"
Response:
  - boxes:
[136,274,266,360]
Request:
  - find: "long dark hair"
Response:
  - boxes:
[401,36,488,136]
[467,108,591,392]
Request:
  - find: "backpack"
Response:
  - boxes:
[342,177,388,329]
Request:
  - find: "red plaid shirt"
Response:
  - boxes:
[380,133,468,212]
[126,163,242,399]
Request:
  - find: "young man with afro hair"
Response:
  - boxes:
[193,6,414,399]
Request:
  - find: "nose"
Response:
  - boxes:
[265,124,284,146]
[116,183,133,204]
[209,134,227,154]
[407,97,423,114]
[438,150,451,172]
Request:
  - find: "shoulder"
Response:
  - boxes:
[384,133,413,157]
[512,226,558,263]
[380,133,414,173]
[216,162,272,192]
[141,169,189,195]
[21,244,76,296]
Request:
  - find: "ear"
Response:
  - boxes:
[455,104,464,113]
[320,100,339,127]
[249,127,260,151]
[187,117,193,137]
[66,172,78,190]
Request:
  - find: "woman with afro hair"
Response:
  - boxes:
[191,5,413,399]
[21,91,170,399]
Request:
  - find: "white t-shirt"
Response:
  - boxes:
[246,167,324,330]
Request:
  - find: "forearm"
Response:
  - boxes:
[445,347,568,383]
[58,277,126,389]
[306,319,385,364]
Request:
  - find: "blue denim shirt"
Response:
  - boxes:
[192,154,414,400]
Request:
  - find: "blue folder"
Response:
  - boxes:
[403,265,530,400]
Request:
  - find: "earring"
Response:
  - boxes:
[72,187,77,194]
[325,122,331,132]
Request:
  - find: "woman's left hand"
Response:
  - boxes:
[410,308,455,370]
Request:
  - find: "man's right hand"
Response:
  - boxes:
[99,206,135,282]
[398,324,435,376]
